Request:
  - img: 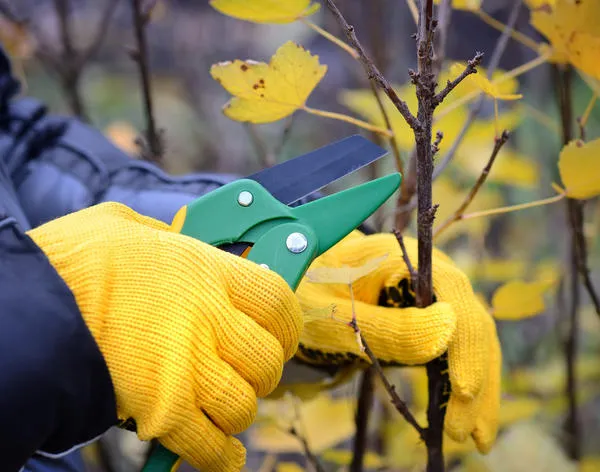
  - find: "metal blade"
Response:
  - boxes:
[246,135,388,205]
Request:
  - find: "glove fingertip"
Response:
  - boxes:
[472,424,498,455]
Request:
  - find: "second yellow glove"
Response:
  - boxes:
[27,202,303,472]
[294,230,501,453]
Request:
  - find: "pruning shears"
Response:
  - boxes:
[142,135,401,472]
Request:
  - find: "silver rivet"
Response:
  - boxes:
[260,263,270,270]
[286,232,308,254]
[237,191,254,207]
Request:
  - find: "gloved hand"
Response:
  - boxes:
[26,202,303,472]
[294,230,500,453]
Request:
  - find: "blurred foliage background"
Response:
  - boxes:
[2,0,599,471]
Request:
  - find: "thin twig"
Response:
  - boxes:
[349,319,426,441]
[554,62,581,461]
[130,0,163,162]
[350,367,375,472]
[433,52,483,106]
[393,229,417,287]
[272,115,296,159]
[245,124,275,168]
[369,80,404,174]
[78,0,120,66]
[434,130,510,238]
[325,0,421,131]
[288,426,326,472]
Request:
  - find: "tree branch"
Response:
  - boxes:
[393,229,418,287]
[348,319,426,441]
[350,368,375,472]
[79,0,120,67]
[325,0,421,131]
[433,130,509,238]
[130,0,163,163]
[433,52,483,107]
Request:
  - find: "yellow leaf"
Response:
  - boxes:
[450,63,523,101]
[581,457,600,472]
[304,255,388,285]
[491,280,549,320]
[104,121,139,155]
[0,16,35,60]
[339,65,522,155]
[250,395,356,454]
[434,0,481,10]
[530,0,600,67]
[454,144,539,189]
[210,0,320,24]
[211,41,327,123]
[498,397,542,427]
[433,176,504,245]
[276,463,304,472]
[322,449,385,468]
[558,138,600,199]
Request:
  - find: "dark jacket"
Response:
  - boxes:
[0,47,239,472]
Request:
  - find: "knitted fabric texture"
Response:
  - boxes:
[27,202,303,472]
[294,230,501,453]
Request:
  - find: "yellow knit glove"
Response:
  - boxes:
[26,202,303,472]
[294,231,500,453]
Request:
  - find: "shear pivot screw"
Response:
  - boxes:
[237,191,254,207]
[286,232,308,254]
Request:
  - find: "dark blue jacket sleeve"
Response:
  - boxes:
[0,216,118,471]
[0,50,120,471]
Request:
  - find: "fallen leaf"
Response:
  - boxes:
[558,138,600,199]
[304,254,388,285]
[211,41,326,123]
[491,280,549,320]
[210,0,320,24]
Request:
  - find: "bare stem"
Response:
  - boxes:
[393,229,417,287]
[350,368,375,472]
[288,425,326,472]
[130,0,163,163]
[555,63,580,461]
[434,130,509,238]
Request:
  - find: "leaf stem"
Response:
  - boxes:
[434,130,510,239]
[405,0,419,25]
[473,9,541,53]
[303,106,393,136]
[460,193,566,220]
[302,19,359,59]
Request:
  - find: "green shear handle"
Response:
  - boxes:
[142,173,401,471]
